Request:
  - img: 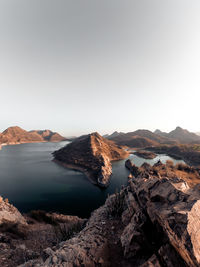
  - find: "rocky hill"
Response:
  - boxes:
[106,131,125,139]
[109,127,200,148]
[154,129,169,137]
[0,126,66,145]
[53,132,129,187]
[155,126,200,144]
[30,130,66,142]
[16,160,200,267]
[108,129,177,148]
[0,126,44,144]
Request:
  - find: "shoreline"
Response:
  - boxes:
[0,140,68,150]
[52,159,98,186]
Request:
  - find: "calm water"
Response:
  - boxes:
[0,142,184,218]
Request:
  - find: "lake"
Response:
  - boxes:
[0,142,184,218]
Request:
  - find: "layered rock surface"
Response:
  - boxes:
[53,132,129,187]
[20,161,200,267]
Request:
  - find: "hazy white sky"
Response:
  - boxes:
[0,0,200,136]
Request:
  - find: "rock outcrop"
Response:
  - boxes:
[53,132,129,187]
[20,161,200,267]
[0,197,27,226]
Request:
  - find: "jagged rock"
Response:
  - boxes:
[140,254,161,267]
[0,197,27,225]
[153,160,163,167]
[15,163,200,266]
[53,132,129,187]
[125,159,133,170]
[141,162,151,172]
[0,208,86,267]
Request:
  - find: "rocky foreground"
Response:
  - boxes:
[0,160,200,266]
[0,198,86,267]
[53,132,129,187]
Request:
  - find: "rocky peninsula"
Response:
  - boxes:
[53,132,129,187]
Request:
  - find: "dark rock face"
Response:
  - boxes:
[53,132,129,187]
[20,161,200,267]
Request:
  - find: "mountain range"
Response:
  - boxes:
[154,126,200,144]
[106,126,200,147]
[0,126,67,145]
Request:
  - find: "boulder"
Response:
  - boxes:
[0,197,26,225]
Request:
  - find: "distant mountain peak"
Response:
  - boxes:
[30,129,66,142]
[154,129,162,134]
[175,126,184,131]
[3,126,26,133]
[168,126,200,144]
[89,132,101,138]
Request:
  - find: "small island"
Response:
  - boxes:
[133,150,157,159]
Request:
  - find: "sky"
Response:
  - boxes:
[0,0,200,136]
